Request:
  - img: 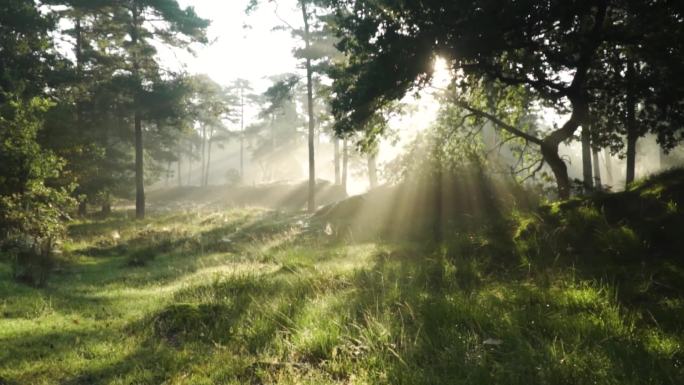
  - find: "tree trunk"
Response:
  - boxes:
[625,61,637,187]
[625,134,637,187]
[74,17,87,218]
[131,3,145,219]
[200,125,206,186]
[342,138,348,194]
[581,125,593,193]
[240,87,245,178]
[367,151,378,189]
[187,142,193,186]
[165,161,171,187]
[204,136,213,187]
[271,114,276,151]
[74,16,84,132]
[301,1,316,212]
[78,199,87,217]
[134,112,145,219]
[541,142,571,199]
[592,148,602,190]
[603,148,613,186]
[541,2,605,199]
[334,137,341,185]
[541,95,590,200]
[459,101,577,200]
[75,17,83,71]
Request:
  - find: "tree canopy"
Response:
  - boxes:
[321,0,684,198]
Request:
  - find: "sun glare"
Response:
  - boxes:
[432,56,451,89]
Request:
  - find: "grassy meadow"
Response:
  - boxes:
[1,195,683,385]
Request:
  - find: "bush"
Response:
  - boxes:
[513,169,684,266]
[0,185,74,286]
[0,97,75,285]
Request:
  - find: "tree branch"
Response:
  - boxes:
[272,1,296,31]
[455,100,543,145]
[520,158,545,182]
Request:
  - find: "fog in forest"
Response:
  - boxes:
[2,1,684,384]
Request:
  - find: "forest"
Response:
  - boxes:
[1,0,683,384]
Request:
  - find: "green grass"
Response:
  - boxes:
[1,205,683,384]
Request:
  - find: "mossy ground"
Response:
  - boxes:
[1,181,683,384]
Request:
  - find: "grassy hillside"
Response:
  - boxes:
[147,181,347,211]
[1,171,683,384]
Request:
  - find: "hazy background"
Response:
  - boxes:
[150,0,682,195]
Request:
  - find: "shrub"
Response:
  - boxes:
[0,97,75,285]
[512,169,684,266]
[0,185,74,286]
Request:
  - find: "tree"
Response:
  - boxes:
[249,74,305,182]
[341,137,348,193]
[300,0,317,211]
[249,0,343,210]
[367,150,378,189]
[0,2,75,272]
[183,75,235,187]
[0,0,60,104]
[581,125,593,193]
[591,35,684,189]
[322,0,684,199]
[113,0,208,218]
[333,137,341,184]
[40,1,132,214]
[228,79,254,179]
[353,103,404,191]
[0,97,76,285]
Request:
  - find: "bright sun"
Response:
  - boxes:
[432,56,451,88]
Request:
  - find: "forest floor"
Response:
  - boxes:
[1,201,683,384]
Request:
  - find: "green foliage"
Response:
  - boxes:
[0,183,74,246]
[0,97,61,193]
[386,99,486,183]
[514,168,684,266]
[0,0,58,102]
[317,99,539,245]
[321,0,684,197]
[248,74,307,165]
[0,97,75,286]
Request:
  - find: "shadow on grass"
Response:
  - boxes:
[4,242,682,385]
[57,209,305,290]
[327,250,684,385]
[55,267,343,385]
[4,194,684,384]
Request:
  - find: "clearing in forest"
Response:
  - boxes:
[1,205,682,385]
